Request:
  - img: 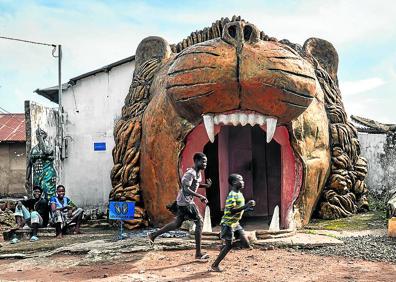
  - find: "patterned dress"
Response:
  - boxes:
[30,144,57,200]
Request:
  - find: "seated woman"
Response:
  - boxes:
[50,185,84,238]
[11,186,49,243]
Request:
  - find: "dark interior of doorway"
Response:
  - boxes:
[203,125,281,228]
[203,137,222,226]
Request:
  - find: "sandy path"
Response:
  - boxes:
[0,248,395,281]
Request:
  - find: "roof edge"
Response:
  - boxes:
[69,55,135,85]
[35,55,135,104]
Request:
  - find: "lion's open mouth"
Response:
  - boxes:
[169,24,315,228]
[180,110,302,229]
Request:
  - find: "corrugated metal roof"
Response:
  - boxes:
[0,114,26,142]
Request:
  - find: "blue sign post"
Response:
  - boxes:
[109,201,135,240]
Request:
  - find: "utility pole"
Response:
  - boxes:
[56,45,64,185]
[58,45,62,116]
[57,45,64,163]
[0,35,63,183]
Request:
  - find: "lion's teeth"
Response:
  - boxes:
[239,113,248,126]
[256,115,265,126]
[203,114,215,143]
[204,112,278,143]
[213,115,219,124]
[230,113,239,126]
[217,114,228,125]
[247,113,256,126]
[266,117,278,143]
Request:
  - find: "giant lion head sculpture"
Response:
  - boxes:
[109,17,369,230]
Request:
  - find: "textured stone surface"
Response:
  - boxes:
[110,17,366,228]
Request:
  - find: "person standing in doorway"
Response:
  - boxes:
[148,152,212,261]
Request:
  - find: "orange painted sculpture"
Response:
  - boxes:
[109,17,368,229]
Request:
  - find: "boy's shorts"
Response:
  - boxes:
[220,223,245,241]
[176,204,202,223]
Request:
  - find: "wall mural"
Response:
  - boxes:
[26,127,57,200]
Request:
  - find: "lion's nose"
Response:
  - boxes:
[222,21,260,47]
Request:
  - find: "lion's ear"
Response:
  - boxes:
[135,36,172,69]
[303,38,339,83]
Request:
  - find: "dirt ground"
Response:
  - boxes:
[0,248,395,282]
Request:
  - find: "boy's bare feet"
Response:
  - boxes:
[147,233,154,246]
[56,234,63,239]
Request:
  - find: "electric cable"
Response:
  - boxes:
[0,35,55,47]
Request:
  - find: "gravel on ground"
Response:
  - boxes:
[303,235,396,263]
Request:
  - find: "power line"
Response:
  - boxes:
[0,35,56,47]
[0,35,58,57]
[0,106,10,114]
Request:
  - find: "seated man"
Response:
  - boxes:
[12,185,49,242]
[50,185,84,238]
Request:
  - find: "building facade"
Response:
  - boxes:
[0,114,26,197]
[35,57,135,209]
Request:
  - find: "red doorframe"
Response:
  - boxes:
[180,123,302,229]
[260,126,302,229]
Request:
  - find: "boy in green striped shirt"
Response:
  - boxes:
[211,173,255,272]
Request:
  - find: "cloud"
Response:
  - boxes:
[342,78,396,124]
[340,78,386,96]
[0,0,395,118]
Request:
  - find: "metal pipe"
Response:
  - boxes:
[58,45,63,181]
[58,45,62,116]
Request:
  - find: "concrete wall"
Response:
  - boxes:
[25,101,60,196]
[0,142,26,197]
[61,61,135,209]
[358,132,396,195]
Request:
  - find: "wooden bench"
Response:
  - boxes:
[3,227,57,241]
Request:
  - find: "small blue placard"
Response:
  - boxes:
[94,142,106,151]
[109,201,135,220]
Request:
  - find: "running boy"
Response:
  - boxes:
[148,152,212,261]
[211,173,255,272]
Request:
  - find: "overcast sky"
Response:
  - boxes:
[0,0,395,123]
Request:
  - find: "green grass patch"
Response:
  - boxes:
[306,211,386,231]
[301,228,340,239]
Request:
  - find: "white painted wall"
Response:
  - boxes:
[358,132,387,194]
[61,61,135,209]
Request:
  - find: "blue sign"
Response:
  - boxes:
[109,201,135,220]
[94,142,106,151]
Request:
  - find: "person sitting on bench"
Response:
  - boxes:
[50,185,84,238]
[12,185,49,243]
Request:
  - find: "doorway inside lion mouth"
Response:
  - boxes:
[203,125,281,230]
